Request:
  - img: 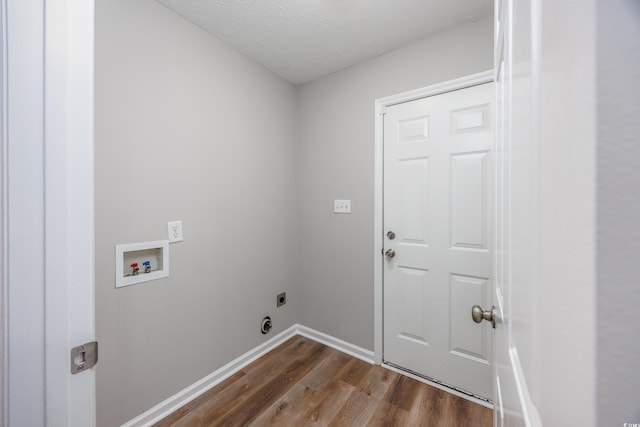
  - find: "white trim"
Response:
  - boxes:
[375,71,495,108]
[64,1,96,424]
[44,0,96,424]
[373,102,384,365]
[6,1,47,424]
[382,363,493,410]
[0,0,6,422]
[372,70,494,365]
[121,324,374,427]
[44,0,96,425]
[295,324,375,364]
[4,0,95,424]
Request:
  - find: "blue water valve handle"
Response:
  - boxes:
[142,261,151,273]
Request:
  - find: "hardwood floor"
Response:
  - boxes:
[154,336,492,427]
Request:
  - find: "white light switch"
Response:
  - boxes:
[333,200,351,214]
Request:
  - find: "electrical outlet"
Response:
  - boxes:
[277,292,286,307]
[333,199,351,214]
[167,221,183,243]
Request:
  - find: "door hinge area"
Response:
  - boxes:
[71,341,98,374]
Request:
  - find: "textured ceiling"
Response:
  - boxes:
[157,0,493,85]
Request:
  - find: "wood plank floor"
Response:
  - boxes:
[154,336,492,427]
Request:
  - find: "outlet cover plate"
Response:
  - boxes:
[167,221,184,243]
[333,199,351,214]
[277,292,287,307]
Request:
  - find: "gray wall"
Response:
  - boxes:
[89,0,640,422]
[596,0,640,423]
[95,0,298,425]
[296,18,494,349]
[96,3,493,423]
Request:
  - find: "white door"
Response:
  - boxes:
[492,0,547,423]
[493,2,519,421]
[383,83,494,400]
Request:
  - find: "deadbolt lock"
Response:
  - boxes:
[386,231,396,240]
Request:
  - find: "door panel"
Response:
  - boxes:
[399,267,431,345]
[383,83,494,400]
[451,151,490,249]
[400,158,430,244]
[450,274,491,363]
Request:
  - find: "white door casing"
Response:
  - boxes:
[379,78,494,400]
[4,0,95,425]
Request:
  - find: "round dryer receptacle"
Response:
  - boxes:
[261,316,272,334]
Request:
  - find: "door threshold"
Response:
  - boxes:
[382,362,494,409]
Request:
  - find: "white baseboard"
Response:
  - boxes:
[295,324,374,364]
[121,324,374,427]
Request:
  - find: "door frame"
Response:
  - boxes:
[2,0,95,425]
[373,70,494,365]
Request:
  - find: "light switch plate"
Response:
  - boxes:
[333,200,351,214]
[167,221,184,243]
